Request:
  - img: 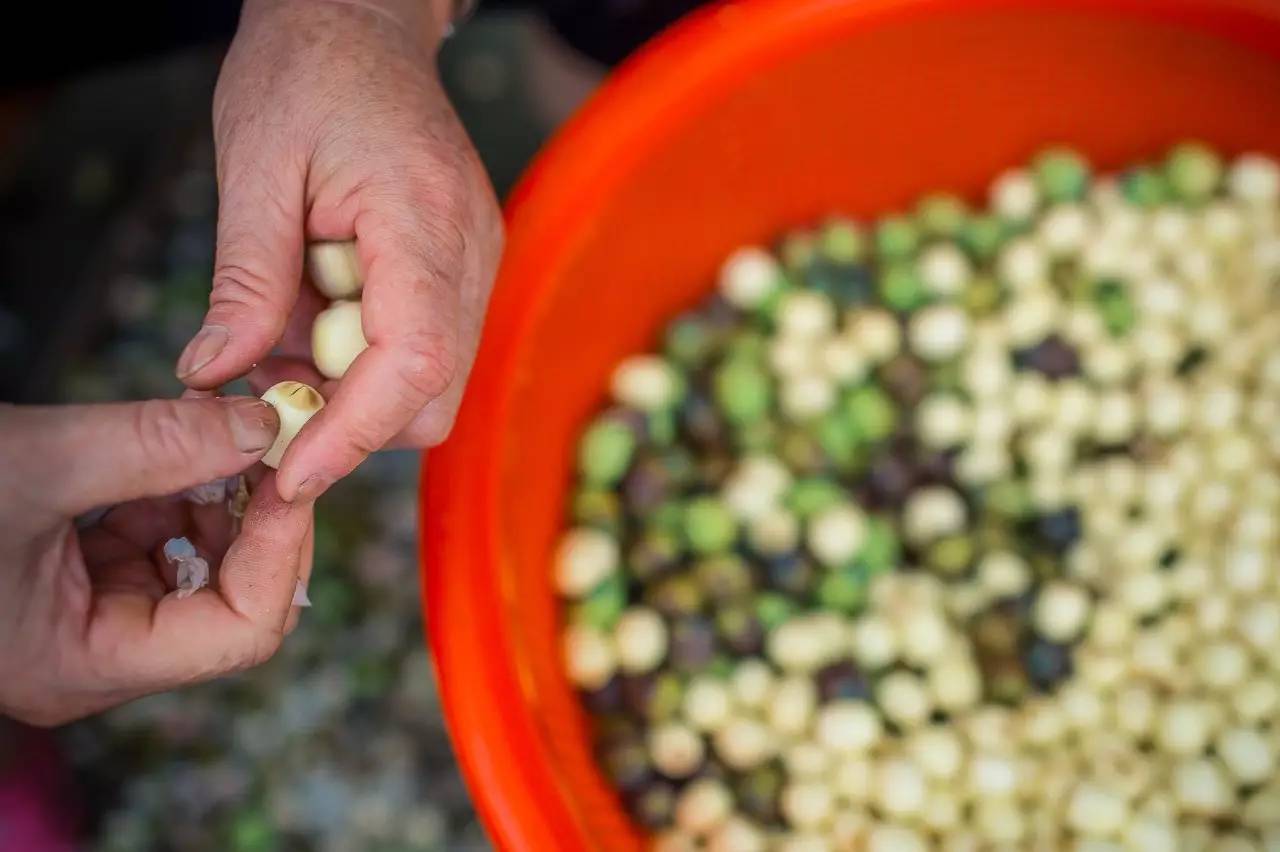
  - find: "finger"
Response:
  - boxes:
[88,471,312,688]
[176,137,307,388]
[191,498,238,565]
[215,469,313,635]
[283,520,315,635]
[90,557,169,601]
[100,500,187,552]
[11,397,279,516]
[386,374,464,449]
[387,258,490,447]
[79,527,141,571]
[275,196,465,500]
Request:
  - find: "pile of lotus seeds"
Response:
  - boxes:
[557,145,1280,851]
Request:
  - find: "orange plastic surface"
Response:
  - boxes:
[421,1,1280,849]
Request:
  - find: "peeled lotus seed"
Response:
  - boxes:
[307,240,364,299]
[312,300,369,379]
[259,381,325,469]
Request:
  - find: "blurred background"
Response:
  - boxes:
[0,3,694,850]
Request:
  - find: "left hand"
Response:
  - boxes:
[0,397,312,726]
[178,0,503,502]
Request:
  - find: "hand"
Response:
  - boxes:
[178,0,503,502]
[0,397,313,726]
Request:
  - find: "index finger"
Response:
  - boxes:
[274,196,465,501]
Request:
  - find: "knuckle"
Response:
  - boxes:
[134,400,202,465]
[343,413,389,459]
[231,629,284,673]
[395,332,457,401]
[210,263,276,310]
[405,411,458,448]
[249,629,285,668]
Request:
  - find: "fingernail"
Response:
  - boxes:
[177,325,229,379]
[293,474,332,503]
[224,398,279,453]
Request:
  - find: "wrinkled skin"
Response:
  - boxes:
[180,0,503,502]
[0,397,312,726]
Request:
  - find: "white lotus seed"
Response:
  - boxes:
[815,700,883,753]
[312,300,368,380]
[610,355,681,411]
[308,240,363,299]
[562,624,615,690]
[674,778,732,835]
[648,722,704,778]
[614,607,668,674]
[259,381,325,469]
[806,503,866,566]
[720,247,781,308]
[554,528,619,597]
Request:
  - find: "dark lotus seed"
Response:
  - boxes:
[608,406,651,443]
[593,713,641,747]
[807,260,873,306]
[879,355,928,407]
[1014,334,1080,379]
[926,534,975,577]
[623,455,676,515]
[665,316,715,370]
[1036,507,1082,553]
[572,488,623,534]
[696,451,735,490]
[865,454,916,508]
[669,616,718,673]
[695,554,754,603]
[582,676,625,714]
[764,552,818,598]
[1175,346,1208,376]
[702,294,739,327]
[986,656,1031,705]
[688,755,732,786]
[734,764,783,823]
[628,531,683,583]
[913,447,958,487]
[1025,638,1075,691]
[816,661,871,702]
[715,605,765,656]
[660,445,701,483]
[780,428,828,477]
[680,391,726,448]
[973,610,1021,658]
[622,671,684,722]
[599,737,652,793]
[645,574,705,619]
[628,779,677,829]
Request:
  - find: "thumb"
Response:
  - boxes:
[13,397,279,515]
[177,140,306,388]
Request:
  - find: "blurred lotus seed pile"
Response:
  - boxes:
[50,140,486,852]
[559,145,1280,850]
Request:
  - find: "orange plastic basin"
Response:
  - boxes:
[421,0,1280,848]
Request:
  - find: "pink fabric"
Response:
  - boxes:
[0,728,75,852]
